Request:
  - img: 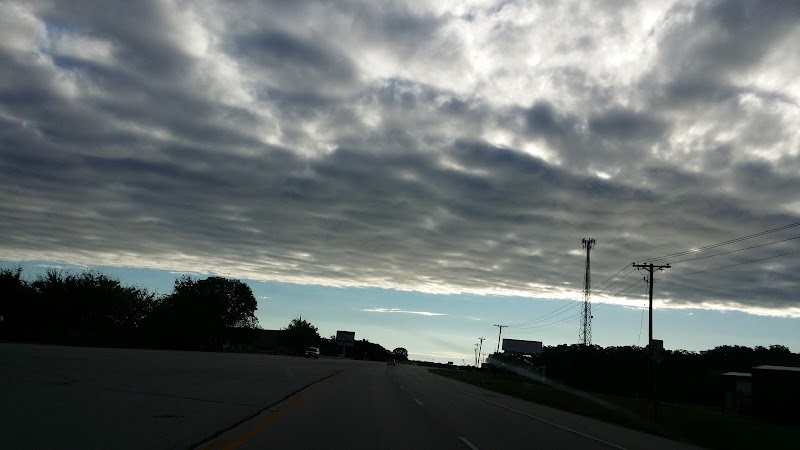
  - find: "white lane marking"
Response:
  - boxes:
[414,398,423,406]
[400,385,406,391]
[429,377,627,450]
[459,436,480,450]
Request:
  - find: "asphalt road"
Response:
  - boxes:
[1,344,696,449]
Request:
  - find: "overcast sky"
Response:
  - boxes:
[2,0,800,348]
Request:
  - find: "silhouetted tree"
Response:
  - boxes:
[146,276,258,350]
[355,339,390,361]
[0,267,36,340]
[392,347,409,361]
[281,317,320,352]
[26,270,156,346]
[489,343,800,407]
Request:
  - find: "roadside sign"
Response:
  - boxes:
[335,330,355,347]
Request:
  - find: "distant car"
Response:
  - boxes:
[304,347,320,359]
[387,358,396,366]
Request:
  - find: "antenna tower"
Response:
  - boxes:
[580,238,596,345]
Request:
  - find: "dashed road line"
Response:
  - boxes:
[459,436,480,450]
[429,375,627,450]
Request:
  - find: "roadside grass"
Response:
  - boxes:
[429,368,800,450]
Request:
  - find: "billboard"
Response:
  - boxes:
[502,339,542,355]
[336,330,355,347]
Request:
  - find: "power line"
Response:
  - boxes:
[507,261,634,331]
[506,300,579,327]
[655,275,798,297]
[504,224,799,339]
[506,277,652,337]
[509,310,583,331]
[590,264,630,292]
[668,236,800,264]
[592,267,636,295]
[508,268,635,328]
[598,277,646,301]
[636,221,800,263]
[589,278,647,316]
[513,301,585,329]
[509,241,609,331]
[514,277,646,332]
[507,281,650,335]
[660,249,800,281]
[515,278,647,332]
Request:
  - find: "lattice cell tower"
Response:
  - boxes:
[579,238,596,345]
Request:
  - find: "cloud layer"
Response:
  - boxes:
[2,1,799,316]
[361,308,447,317]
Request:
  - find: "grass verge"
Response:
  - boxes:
[429,368,799,450]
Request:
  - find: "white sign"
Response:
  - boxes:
[336,330,355,347]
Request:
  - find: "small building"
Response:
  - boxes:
[752,365,800,424]
[721,372,752,415]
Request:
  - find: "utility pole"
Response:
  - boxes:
[474,344,479,367]
[632,262,670,405]
[493,324,506,353]
[478,337,485,368]
[580,238,596,345]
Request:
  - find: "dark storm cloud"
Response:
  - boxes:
[588,108,668,141]
[231,30,357,93]
[525,102,570,138]
[1,0,799,317]
[647,0,800,107]
[37,0,195,79]
[674,0,799,76]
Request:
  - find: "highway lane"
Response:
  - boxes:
[201,363,698,450]
[0,343,358,449]
[2,344,697,449]
[202,363,462,450]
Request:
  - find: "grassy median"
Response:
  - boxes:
[429,368,799,450]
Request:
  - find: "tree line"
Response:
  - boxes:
[0,267,259,350]
[489,343,800,407]
[274,316,406,362]
[0,267,406,359]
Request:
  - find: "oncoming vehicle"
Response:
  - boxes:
[304,347,320,359]
[387,358,396,366]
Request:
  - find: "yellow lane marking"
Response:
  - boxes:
[218,372,342,450]
[200,436,226,450]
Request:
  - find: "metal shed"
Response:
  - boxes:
[752,365,800,424]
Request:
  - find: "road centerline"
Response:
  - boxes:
[218,371,343,450]
[195,370,343,450]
